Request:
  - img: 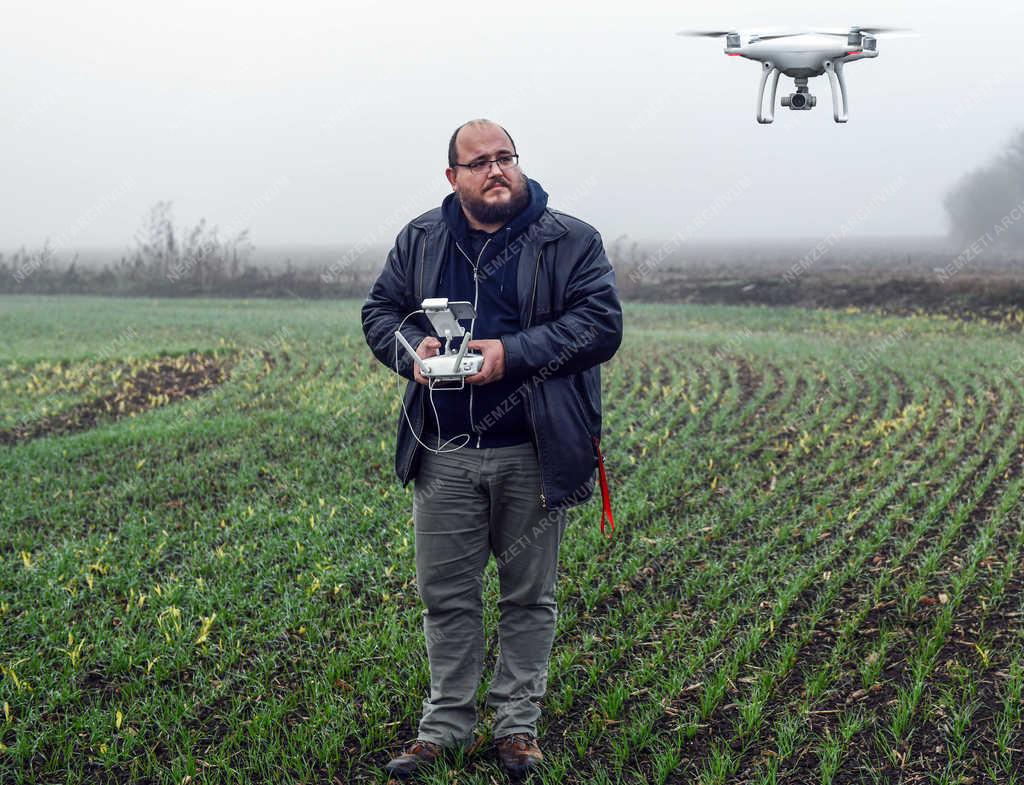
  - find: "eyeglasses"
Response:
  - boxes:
[453,154,519,175]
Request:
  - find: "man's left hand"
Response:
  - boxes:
[464,339,505,384]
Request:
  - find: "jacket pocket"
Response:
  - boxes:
[572,372,601,438]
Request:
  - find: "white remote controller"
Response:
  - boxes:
[394,298,486,388]
[395,331,483,380]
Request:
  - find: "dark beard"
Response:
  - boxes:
[459,173,530,226]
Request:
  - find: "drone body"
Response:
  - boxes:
[680,27,910,124]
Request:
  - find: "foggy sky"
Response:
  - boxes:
[3,0,1022,253]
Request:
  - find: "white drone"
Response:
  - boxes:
[678,26,915,124]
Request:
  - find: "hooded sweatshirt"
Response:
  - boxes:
[421,176,549,449]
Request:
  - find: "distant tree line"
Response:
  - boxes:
[0,201,377,299]
[943,127,1024,250]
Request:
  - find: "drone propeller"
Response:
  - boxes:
[812,26,917,38]
[749,26,916,41]
[823,25,914,35]
[675,29,739,38]
[752,32,810,40]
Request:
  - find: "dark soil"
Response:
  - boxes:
[0,351,235,446]
[627,272,1024,329]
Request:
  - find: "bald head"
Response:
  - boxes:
[447,118,517,168]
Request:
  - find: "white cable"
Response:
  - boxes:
[393,310,471,454]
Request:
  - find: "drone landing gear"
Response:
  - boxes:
[756,62,850,124]
[824,60,849,123]
[756,61,781,124]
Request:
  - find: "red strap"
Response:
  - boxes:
[593,435,615,538]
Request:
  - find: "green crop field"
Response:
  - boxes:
[1,294,1023,785]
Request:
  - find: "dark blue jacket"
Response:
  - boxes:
[361,185,624,511]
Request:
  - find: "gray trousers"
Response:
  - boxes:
[412,440,567,747]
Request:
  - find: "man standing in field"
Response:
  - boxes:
[361,118,623,780]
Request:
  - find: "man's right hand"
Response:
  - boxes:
[413,336,441,385]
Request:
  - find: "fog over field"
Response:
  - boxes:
[3,0,1024,266]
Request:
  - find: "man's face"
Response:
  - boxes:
[445,123,529,226]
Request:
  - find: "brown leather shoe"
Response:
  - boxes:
[384,739,442,779]
[494,733,543,778]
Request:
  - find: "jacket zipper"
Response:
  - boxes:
[418,236,426,303]
[524,247,549,509]
[455,238,489,449]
